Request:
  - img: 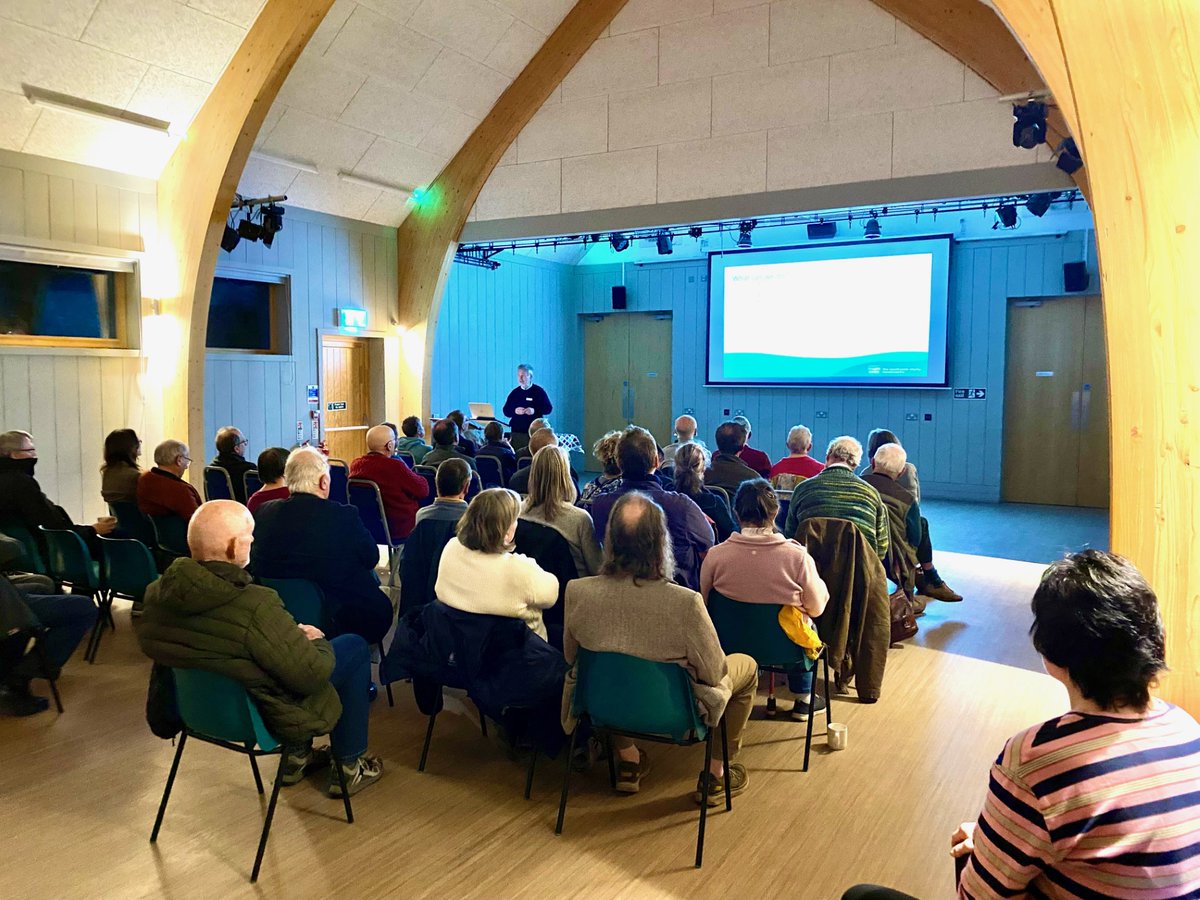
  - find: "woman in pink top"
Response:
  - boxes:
[700,478,829,720]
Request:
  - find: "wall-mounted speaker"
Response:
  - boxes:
[612,285,627,310]
[1063,261,1090,293]
[807,221,837,240]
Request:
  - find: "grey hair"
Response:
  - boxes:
[786,425,813,454]
[285,446,329,494]
[0,430,33,457]
[517,363,533,375]
[873,442,907,477]
[154,440,188,466]
[826,435,864,468]
[732,415,752,435]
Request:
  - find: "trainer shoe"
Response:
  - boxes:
[615,748,651,794]
[281,742,331,786]
[693,763,748,807]
[790,694,827,721]
[328,753,385,798]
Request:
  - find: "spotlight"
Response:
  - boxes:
[688,226,704,240]
[237,217,263,242]
[1025,191,1060,218]
[261,204,285,248]
[655,230,673,255]
[609,232,630,252]
[863,216,882,240]
[1012,101,1047,149]
[1055,137,1083,174]
[220,224,240,253]
[736,219,755,248]
[994,203,1019,229]
[589,233,601,243]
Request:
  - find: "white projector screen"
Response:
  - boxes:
[706,236,952,387]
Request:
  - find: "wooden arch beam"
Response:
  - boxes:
[990,0,1200,712]
[149,0,335,478]
[395,0,629,421]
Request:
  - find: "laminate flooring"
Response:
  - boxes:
[1,553,1064,900]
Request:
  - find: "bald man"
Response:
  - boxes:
[137,501,385,797]
[661,415,709,467]
[349,424,430,541]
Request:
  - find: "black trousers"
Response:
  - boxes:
[917,516,933,566]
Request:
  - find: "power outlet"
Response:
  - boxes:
[722,408,731,416]
[815,410,828,419]
[905,412,918,421]
[683,407,695,415]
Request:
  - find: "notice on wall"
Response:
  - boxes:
[307,384,319,404]
[327,401,347,411]
[953,388,987,399]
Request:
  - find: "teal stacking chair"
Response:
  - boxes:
[150,668,353,883]
[203,466,235,502]
[556,650,731,868]
[707,590,832,772]
[149,515,189,563]
[98,536,158,620]
[39,527,109,663]
[0,518,47,574]
[107,501,155,547]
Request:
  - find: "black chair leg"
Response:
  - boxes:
[248,747,264,794]
[555,726,579,835]
[803,691,816,772]
[83,603,104,664]
[720,718,732,811]
[150,732,187,842]
[605,733,617,790]
[418,712,437,772]
[524,748,537,800]
[696,730,713,868]
[333,754,354,824]
[250,754,285,883]
[479,708,488,738]
[33,638,63,713]
[376,643,394,707]
[823,653,833,731]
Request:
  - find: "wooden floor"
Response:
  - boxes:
[1,552,1065,899]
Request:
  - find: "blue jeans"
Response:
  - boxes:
[11,594,98,679]
[328,634,370,763]
[786,656,816,695]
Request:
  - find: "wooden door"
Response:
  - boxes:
[321,335,370,463]
[1002,296,1109,507]
[583,313,673,470]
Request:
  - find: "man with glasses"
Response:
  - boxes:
[211,426,256,504]
[137,440,202,523]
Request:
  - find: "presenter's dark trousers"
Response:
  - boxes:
[510,431,530,453]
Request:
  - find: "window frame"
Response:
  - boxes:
[207,266,292,356]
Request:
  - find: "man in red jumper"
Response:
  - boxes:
[349,425,429,541]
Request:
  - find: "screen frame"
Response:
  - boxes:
[704,233,955,389]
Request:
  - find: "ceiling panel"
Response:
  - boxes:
[0,0,101,40]
[322,5,443,89]
[0,20,148,108]
[338,78,446,147]
[407,0,514,63]
[260,107,376,172]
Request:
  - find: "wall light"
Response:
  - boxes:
[23,83,178,136]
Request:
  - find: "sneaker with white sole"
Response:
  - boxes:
[328,753,384,798]
[790,694,827,721]
[615,748,651,794]
[693,762,748,807]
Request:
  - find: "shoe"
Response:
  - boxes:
[790,694,827,721]
[368,681,378,703]
[693,762,748,807]
[615,748,651,794]
[328,753,384,798]
[281,743,332,786]
[0,684,50,717]
[764,695,778,718]
[919,571,963,602]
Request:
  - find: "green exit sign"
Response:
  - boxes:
[339,307,368,331]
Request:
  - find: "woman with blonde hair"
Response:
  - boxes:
[578,429,623,506]
[521,446,603,576]
[435,487,559,641]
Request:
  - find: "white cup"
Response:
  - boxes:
[827,722,848,751]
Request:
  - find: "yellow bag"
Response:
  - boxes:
[778,606,823,661]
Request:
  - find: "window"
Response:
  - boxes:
[206,273,290,354]
[0,257,131,348]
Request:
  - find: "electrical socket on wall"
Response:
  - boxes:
[924,413,933,421]
[905,412,918,421]
[722,408,731,416]
[815,410,828,419]
[683,407,694,415]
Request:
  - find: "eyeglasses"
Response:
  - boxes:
[235,438,248,447]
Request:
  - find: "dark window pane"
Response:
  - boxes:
[0,260,117,339]
[207,277,272,350]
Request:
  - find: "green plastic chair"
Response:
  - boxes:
[150,668,354,883]
[38,527,108,664]
[0,517,47,574]
[99,535,158,612]
[555,649,731,868]
[149,515,189,561]
[707,590,832,772]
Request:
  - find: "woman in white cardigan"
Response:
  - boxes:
[520,446,603,577]
[435,487,560,642]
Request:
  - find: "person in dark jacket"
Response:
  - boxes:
[138,500,384,796]
[100,428,142,504]
[402,460,471,615]
[251,447,392,645]
[349,425,429,540]
[210,426,256,504]
[502,363,553,454]
[445,410,478,458]
[673,443,738,542]
[476,421,518,485]
[422,419,477,471]
[0,430,116,556]
[508,428,580,496]
[706,421,761,494]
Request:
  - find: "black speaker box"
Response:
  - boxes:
[807,221,837,240]
[1063,261,1090,293]
[612,285,627,310]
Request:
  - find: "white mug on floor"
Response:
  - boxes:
[828,722,848,751]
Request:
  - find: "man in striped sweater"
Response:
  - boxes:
[782,435,889,560]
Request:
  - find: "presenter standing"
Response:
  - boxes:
[503,363,553,453]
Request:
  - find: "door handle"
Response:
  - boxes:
[1079,383,1092,430]
[1070,390,1082,431]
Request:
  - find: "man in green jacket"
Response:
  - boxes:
[137,500,384,797]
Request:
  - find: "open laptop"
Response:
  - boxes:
[468,402,497,421]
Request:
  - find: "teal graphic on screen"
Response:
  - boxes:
[707,236,951,387]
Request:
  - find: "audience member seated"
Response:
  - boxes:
[706,420,761,494]
[951,552,1200,898]
[0,536,98,717]
[563,492,758,802]
[784,436,889,560]
[435,488,559,641]
[476,421,518,484]
[673,443,738,542]
[246,447,290,514]
[520,446,602,577]
[864,428,920,501]
[402,460,471,614]
[350,424,430,541]
[862,443,960,603]
[100,428,142,504]
[251,447,392,645]
[661,414,710,467]
[210,425,256,503]
[577,430,623,506]
[508,428,579,496]
[138,501,384,796]
[700,479,829,719]
[137,440,202,523]
[515,418,549,461]
[0,430,116,555]
[590,426,714,590]
[395,416,432,464]
[731,415,772,477]
[445,409,478,456]
[423,419,477,471]
[769,425,825,489]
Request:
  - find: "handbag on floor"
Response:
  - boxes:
[889,588,919,644]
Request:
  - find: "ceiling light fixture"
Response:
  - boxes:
[1012,101,1048,149]
[656,230,673,255]
[1055,138,1084,174]
[337,171,415,195]
[863,214,882,239]
[737,220,756,248]
[609,233,630,252]
[23,83,177,136]
[688,226,704,240]
[994,203,1019,229]
[1025,191,1060,218]
[261,204,285,248]
[249,151,320,174]
[220,224,240,253]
